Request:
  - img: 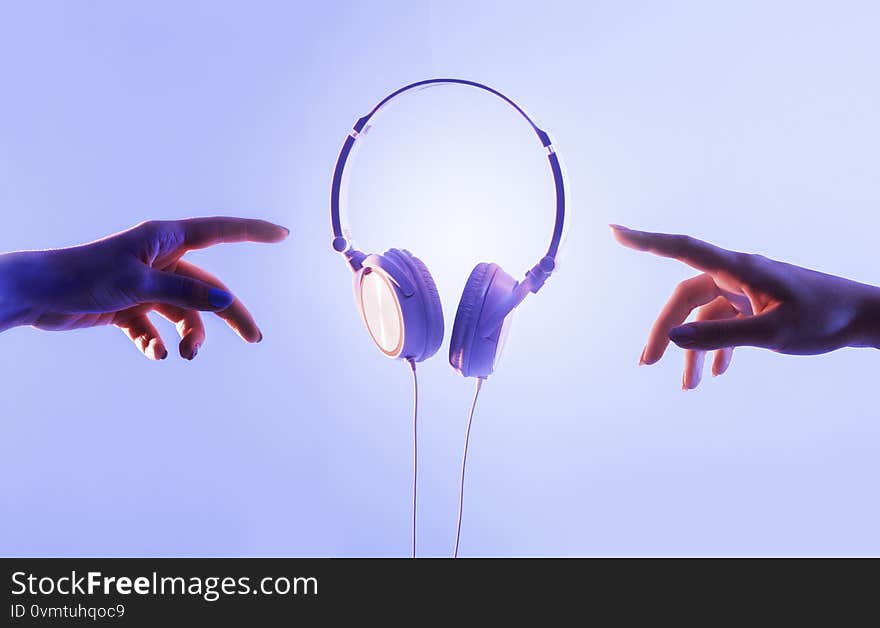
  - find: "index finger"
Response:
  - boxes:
[175,217,290,250]
[610,225,739,274]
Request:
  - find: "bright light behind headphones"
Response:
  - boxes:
[330,78,566,379]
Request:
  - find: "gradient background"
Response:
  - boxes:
[2,1,879,557]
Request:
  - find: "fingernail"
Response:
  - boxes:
[208,288,234,309]
[148,339,167,361]
[609,224,630,231]
[682,372,688,391]
[256,331,263,343]
[281,226,291,236]
[669,326,697,347]
[638,347,647,366]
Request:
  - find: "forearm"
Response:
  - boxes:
[0,252,38,332]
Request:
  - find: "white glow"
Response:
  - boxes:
[344,86,559,335]
[360,270,403,356]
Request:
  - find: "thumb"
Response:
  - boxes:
[139,269,235,311]
[669,313,780,351]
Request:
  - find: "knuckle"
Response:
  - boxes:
[695,304,715,321]
[130,220,162,244]
[732,251,755,268]
[670,234,692,251]
[672,275,709,306]
[135,219,159,232]
[137,219,172,236]
[735,252,769,273]
[672,279,691,297]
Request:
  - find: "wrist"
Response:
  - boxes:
[853,285,880,350]
[0,252,39,332]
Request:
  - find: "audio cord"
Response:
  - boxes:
[454,376,484,559]
[407,358,418,559]
[408,360,485,559]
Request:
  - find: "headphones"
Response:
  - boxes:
[330,78,566,378]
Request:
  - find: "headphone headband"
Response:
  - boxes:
[330,78,566,271]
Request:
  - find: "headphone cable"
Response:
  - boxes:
[454,376,485,558]
[407,358,418,559]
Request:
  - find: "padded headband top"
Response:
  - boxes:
[330,78,566,267]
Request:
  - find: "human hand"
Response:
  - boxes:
[0,217,289,360]
[611,225,880,389]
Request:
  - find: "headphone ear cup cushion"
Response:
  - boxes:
[386,248,444,361]
[449,263,493,374]
[403,252,444,358]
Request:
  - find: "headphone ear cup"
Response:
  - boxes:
[451,263,519,378]
[385,248,444,362]
[449,263,494,376]
[398,250,444,359]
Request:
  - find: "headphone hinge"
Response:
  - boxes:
[345,247,366,272]
[525,256,556,293]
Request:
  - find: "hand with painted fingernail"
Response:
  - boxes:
[611,225,880,390]
[0,217,289,360]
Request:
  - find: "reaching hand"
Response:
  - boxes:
[611,225,880,389]
[0,217,289,360]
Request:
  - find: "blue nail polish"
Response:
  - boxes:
[208,288,234,309]
[669,326,696,345]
